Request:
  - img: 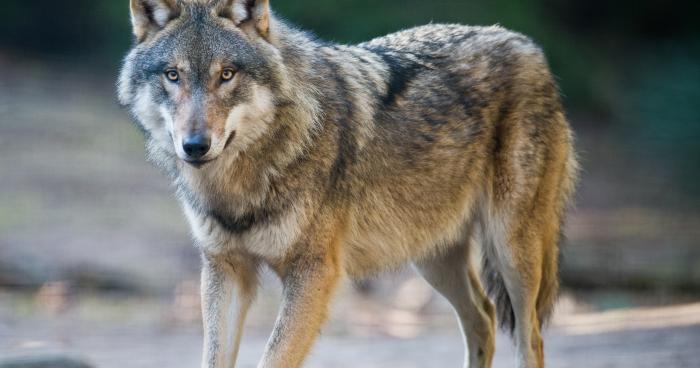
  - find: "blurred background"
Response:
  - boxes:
[0,0,699,367]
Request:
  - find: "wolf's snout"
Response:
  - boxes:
[182,133,211,160]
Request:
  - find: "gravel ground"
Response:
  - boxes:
[1,291,699,368]
[2,318,699,367]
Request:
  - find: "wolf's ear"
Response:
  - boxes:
[130,0,180,42]
[217,0,271,38]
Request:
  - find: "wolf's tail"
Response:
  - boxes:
[481,149,576,334]
[481,236,561,335]
[536,238,560,327]
[481,252,514,334]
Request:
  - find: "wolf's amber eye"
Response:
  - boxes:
[221,69,235,82]
[165,70,179,82]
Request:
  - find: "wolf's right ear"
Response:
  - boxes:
[130,0,180,42]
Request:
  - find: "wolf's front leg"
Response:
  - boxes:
[201,253,259,368]
[258,252,341,368]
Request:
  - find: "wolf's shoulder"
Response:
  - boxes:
[357,24,542,59]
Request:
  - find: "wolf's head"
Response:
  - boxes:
[119,0,280,167]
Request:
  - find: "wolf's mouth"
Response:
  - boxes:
[184,159,213,169]
[225,131,236,149]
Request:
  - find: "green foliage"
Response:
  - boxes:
[0,1,131,63]
[1,0,696,112]
[617,40,700,195]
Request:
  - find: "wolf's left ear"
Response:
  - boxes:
[130,0,180,42]
[218,0,271,38]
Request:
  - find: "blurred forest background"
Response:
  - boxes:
[1,1,699,367]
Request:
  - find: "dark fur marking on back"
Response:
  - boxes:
[322,58,358,193]
[362,46,424,109]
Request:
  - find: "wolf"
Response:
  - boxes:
[118,0,578,367]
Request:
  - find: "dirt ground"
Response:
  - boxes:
[1,288,699,368]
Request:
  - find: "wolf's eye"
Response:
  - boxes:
[165,70,179,82]
[221,69,236,82]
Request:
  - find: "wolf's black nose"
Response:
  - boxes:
[183,134,211,160]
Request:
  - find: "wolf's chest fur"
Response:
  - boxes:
[181,181,481,276]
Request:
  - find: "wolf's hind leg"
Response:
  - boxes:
[414,238,496,368]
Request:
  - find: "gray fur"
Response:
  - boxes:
[119,1,578,367]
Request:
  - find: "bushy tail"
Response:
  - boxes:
[536,240,560,327]
[533,147,577,326]
[481,240,560,335]
[481,253,515,334]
